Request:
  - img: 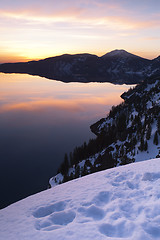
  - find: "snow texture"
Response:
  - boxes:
[1,158,160,240]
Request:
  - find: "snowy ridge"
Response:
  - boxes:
[1,158,160,239]
[51,76,160,186]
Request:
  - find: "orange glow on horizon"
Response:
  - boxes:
[0,51,33,63]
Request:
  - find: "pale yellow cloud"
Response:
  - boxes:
[142,37,160,41]
[0,6,159,31]
[0,7,84,23]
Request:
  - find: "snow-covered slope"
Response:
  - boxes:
[1,158,160,240]
[52,76,160,186]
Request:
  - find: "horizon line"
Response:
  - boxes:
[0,49,159,64]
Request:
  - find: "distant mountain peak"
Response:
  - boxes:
[153,55,160,61]
[102,49,138,58]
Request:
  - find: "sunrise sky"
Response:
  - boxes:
[0,0,160,63]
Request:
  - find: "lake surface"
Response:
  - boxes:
[0,73,133,208]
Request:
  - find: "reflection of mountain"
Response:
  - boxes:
[0,50,159,84]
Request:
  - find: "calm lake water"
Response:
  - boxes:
[0,73,133,208]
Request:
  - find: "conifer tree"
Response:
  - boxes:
[75,165,80,178]
[69,152,73,166]
[157,117,160,135]
[153,131,158,145]
[144,141,148,151]
[60,153,69,175]
[146,124,152,140]
[139,137,144,151]
[81,164,88,176]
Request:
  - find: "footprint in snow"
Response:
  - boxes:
[99,221,135,238]
[33,200,76,231]
[78,205,105,221]
[82,191,111,207]
[33,200,67,218]
[93,191,111,206]
[35,210,76,231]
[142,172,160,182]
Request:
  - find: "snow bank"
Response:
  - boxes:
[1,158,160,240]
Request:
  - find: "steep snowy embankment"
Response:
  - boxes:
[0,158,160,240]
[51,77,160,185]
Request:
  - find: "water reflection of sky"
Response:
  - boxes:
[0,73,128,114]
[0,73,133,208]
